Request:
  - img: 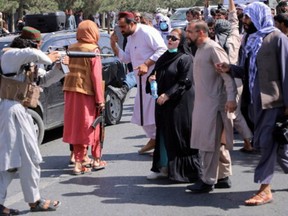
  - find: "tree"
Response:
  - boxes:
[0,0,18,13]
[23,0,58,13]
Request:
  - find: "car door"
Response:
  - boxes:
[40,35,77,130]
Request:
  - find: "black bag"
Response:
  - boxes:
[273,116,288,145]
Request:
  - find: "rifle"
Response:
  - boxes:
[48,46,115,74]
[91,81,106,149]
[91,109,105,148]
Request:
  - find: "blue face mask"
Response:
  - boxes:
[168,48,178,53]
[160,21,168,31]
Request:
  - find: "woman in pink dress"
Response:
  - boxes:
[63,20,105,175]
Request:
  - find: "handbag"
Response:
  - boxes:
[0,63,41,108]
[273,115,288,145]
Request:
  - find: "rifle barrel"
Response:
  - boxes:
[66,51,114,58]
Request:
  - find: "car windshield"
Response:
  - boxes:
[170,9,188,21]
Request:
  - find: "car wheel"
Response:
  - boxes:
[27,109,45,145]
[105,88,123,125]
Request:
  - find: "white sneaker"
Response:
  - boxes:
[146,168,168,180]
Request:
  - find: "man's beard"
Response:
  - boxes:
[244,22,257,34]
[186,38,196,46]
[121,29,133,37]
[238,13,244,19]
[122,32,130,37]
[208,33,215,40]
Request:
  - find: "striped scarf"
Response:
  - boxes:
[243,2,279,102]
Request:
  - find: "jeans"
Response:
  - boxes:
[124,71,137,90]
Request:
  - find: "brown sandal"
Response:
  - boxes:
[72,166,92,175]
[82,159,93,168]
[245,191,273,206]
[92,160,107,171]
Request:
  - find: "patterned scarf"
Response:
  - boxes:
[243,2,279,102]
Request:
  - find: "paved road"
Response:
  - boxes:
[5,88,288,216]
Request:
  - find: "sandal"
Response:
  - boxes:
[92,160,107,171]
[68,160,75,167]
[245,191,273,206]
[72,166,92,175]
[82,159,93,168]
[0,204,19,216]
[29,199,61,212]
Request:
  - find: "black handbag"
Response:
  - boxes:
[273,116,288,145]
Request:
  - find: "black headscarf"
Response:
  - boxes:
[153,28,187,72]
[146,29,189,94]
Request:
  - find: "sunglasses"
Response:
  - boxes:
[166,35,180,41]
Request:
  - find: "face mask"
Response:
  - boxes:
[160,21,168,31]
[168,48,178,53]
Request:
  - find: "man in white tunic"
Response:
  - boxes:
[110,11,167,154]
[0,27,65,214]
[185,20,237,193]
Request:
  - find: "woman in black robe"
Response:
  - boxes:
[146,28,201,182]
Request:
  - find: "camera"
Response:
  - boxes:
[28,40,38,49]
[273,116,288,145]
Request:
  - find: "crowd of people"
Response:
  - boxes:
[108,0,288,207]
[1,0,288,214]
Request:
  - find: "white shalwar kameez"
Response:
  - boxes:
[118,24,167,138]
[0,48,64,204]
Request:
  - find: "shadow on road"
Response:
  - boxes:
[58,175,255,210]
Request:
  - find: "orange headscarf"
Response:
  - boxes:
[76,20,100,44]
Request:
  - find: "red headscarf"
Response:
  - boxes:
[76,20,100,44]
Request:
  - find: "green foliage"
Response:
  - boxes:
[25,0,58,13]
[164,0,198,8]
[0,0,223,18]
[0,0,19,12]
[54,0,85,11]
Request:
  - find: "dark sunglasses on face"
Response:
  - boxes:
[166,35,179,41]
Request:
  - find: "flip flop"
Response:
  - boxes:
[72,166,91,175]
[245,191,273,206]
[92,160,107,171]
[68,160,75,167]
[82,159,93,168]
[30,199,61,212]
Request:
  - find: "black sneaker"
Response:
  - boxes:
[186,179,214,193]
[214,177,232,188]
[107,85,129,100]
